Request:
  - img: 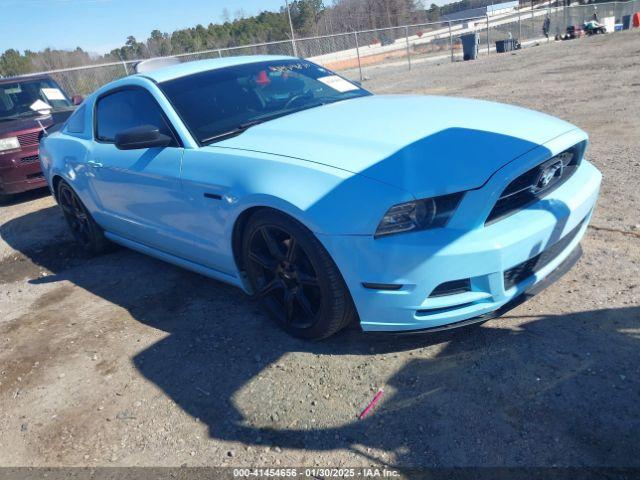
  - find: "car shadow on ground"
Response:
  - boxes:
[2,205,639,467]
[0,187,50,206]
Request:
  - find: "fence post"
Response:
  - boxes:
[486,14,490,55]
[217,49,222,58]
[547,1,551,39]
[354,31,363,82]
[117,52,129,75]
[518,10,522,42]
[531,3,535,40]
[405,25,411,71]
[448,21,454,62]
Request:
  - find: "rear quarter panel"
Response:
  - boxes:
[39,128,95,210]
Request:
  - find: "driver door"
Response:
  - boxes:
[86,87,187,255]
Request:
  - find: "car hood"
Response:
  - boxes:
[0,110,73,138]
[214,95,577,197]
[0,117,48,138]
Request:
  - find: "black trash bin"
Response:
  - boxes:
[622,14,631,29]
[496,39,517,53]
[460,33,479,60]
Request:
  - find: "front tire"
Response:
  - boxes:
[57,180,110,255]
[242,210,356,339]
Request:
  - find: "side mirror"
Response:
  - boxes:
[72,95,84,106]
[115,125,173,150]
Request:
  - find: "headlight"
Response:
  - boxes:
[0,137,20,152]
[375,192,464,238]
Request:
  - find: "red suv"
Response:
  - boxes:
[0,75,79,199]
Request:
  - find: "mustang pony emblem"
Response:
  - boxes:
[533,159,564,194]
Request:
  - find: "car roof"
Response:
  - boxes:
[139,55,296,83]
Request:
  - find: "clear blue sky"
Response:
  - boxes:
[1,0,286,54]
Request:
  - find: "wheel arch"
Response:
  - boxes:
[231,206,266,281]
[231,204,358,337]
[229,202,334,291]
[50,170,100,221]
[51,174,65,202]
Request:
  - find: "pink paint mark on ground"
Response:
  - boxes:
[359,388,384,419]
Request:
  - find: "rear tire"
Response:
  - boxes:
[242,209,356,339]
[57,180,111,255]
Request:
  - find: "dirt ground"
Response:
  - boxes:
[1,32,639,469]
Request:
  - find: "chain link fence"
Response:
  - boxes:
[15,0,640,97]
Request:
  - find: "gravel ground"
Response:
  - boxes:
[1,32,639,470]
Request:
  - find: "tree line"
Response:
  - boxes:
[1,0,436,77]
[1,0,499,78]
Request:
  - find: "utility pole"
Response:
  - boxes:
[284,0,298,57]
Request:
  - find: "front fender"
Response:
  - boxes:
[183,147,413,236]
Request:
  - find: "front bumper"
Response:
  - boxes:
[392,243,583,334]
[319,159,602,332]
[0,146,46,195]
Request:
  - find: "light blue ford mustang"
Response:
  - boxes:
[40,55,602,339]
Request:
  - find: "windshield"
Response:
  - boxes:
[159,59,371,144]
[0,77,73,122]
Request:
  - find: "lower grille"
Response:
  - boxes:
[19,155,39,164]
[503,217,586,290]
[429,278,471,297]
[17,130,43,147]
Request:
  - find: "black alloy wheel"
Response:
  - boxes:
[57,180,110,254]
[243,210,355,339]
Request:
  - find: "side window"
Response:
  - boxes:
[65,105,86,134]
[95,88,175,144]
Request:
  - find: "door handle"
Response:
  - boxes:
[87,160,103,168]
